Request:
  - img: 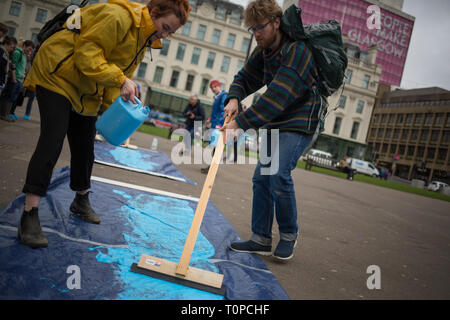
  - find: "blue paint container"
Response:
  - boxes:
[96,96,149,146]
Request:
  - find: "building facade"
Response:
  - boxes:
[367,87,450,183]
[0,0,258,118]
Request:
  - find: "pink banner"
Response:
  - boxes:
[298,0,414,86]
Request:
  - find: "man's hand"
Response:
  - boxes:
[220,119,241,145]
[224,98,239,118]
[120,78,138,104]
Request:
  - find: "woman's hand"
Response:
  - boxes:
[120,78,138,104]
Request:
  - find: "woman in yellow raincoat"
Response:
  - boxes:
[18,0,190,248]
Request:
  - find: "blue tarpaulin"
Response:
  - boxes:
[94,141,197,185]
[0,167,289,300]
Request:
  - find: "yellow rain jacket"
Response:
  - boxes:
[24,0,162,116]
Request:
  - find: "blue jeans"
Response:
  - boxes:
[250,130,313,245]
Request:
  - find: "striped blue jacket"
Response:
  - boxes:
[226,36,323,134]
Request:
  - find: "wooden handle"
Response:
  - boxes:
[175,115,233,277]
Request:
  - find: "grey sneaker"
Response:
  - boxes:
[273,239,298,260]
[229,240,272,256]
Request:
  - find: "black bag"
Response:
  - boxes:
[281,5,348,98]
[37,0,90,44]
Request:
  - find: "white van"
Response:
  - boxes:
[350,158,380,177]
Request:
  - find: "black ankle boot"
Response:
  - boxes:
[70,192,101,224]
[18,207,48,249]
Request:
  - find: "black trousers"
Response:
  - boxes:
[22,86,97,197]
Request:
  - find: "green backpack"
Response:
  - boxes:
[281,5,348,98]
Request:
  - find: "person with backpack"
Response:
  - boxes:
[222,0,323,260]
[18,0,190,249]
[7,40,35,120]
[182,93,205,155]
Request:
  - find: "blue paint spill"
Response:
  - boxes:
[90,190,223,300]
[108,147,160,171]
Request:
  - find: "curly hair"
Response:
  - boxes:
[243,0,283,27]
[147,0,191,25]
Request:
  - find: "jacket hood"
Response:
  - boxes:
[108,0,160,46]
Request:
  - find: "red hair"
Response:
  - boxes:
[147,0,191,25]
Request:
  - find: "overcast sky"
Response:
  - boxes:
[228,0,450,91]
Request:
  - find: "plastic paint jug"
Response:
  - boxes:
[96,96,149,146]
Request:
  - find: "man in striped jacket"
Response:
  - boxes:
[223,0,321,260]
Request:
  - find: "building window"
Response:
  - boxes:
[362,75,370,89]
[188,0,197,12]
[405,114,413,125]
[407,146,415,157]
[211,29,221,44]
[420,130,429,142]
[438,148,447,161]
[169,70,180,88]
[215,7,227,21]
[344,69,352,84]
[137,62,147,78]
[227,33,236,49]
[9,1,22,16]
[160,39,170,56]
[153,66,164,84]
[397,114,404,124]
[427,148,435,159]
[181,21,192,36]
[196,25,207,40]
[414,113,423,125]
[356,100,364,114]
[230,10,241,25]
[435,113,444,126]
[241,38,251,53]
[443,131,450,143]
[398,145,406,155]
[176,43,186,61]
[221,56,231,73]
[424,113,433,126]
[374,114,380,123]
[393,129,400,139]
[390,144,397,155]
[36,8,48,23]
[410,129,418,141]
[185,74,195,91]
[430,130,439,142]
[385,128,392,139]
[381,144,388,153]
[200,78,209,95]
[206,52,216,69]
[389,114,395,124]
[417,146,425,158]
[377,128,384,138]
[191,47,201,65]
[333,117,342,135]
[236,59,244,72]
[401,129,409,140]
[338,95,347,109]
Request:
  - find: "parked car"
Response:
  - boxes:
[302,148,335,168]
[350,159,380,177]
[144,111,173,129]
[427,181,449,192]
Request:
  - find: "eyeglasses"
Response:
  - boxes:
[247,21,271,34]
